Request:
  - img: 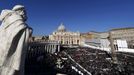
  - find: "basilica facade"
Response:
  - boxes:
[49,23,81,45]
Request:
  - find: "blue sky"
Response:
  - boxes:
[0,0,134,35]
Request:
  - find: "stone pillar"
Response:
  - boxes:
[47,45,49,53]
[45,45,46,52]
[49,45,52,53]
[51,45,54,54]
[58,44,60,52]
[54,45,56,53]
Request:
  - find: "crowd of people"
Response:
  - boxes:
[25,46,134,75]
[65,47,134,75]
[25,49,80,75]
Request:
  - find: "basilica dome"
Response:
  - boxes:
[57,23,66,32]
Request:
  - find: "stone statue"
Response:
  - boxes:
[0,5,32,75]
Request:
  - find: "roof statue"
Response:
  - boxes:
[0,5,32,75]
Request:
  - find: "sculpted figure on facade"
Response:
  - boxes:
[0,5,32,75]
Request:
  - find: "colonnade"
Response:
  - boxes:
[27,41,60,58]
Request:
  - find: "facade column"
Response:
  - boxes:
[58,44,60,52]
[44,45,46,52]
[47,45,49,53]
[51,45,54,54]
[53,45,56,53]
[50,45,52,53]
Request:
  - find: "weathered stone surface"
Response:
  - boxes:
[0,5,32,75]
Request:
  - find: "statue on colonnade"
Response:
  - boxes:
[0,5,32,75]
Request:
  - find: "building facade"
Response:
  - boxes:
[110,27,134,48]
[80,32,101,47]
[49,23,81,45]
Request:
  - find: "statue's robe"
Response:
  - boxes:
[0,10,32,75]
